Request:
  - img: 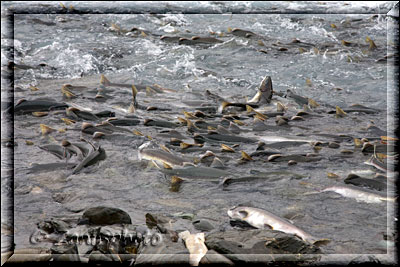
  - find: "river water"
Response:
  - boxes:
[1,1,398,263]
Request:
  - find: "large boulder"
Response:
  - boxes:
[79,206,132,225]
[134,233,189,265]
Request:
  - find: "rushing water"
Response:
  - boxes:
[1,1,398,262]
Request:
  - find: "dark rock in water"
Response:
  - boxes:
[193,219,215,231]
[328,142,340,149]
[37,218,69,234]
[200,249,234,265]
[134,233,189,265]
[205,229,320,264]
[79,206,132,225]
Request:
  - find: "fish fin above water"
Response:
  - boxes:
[306,237,331,247]
[248,91,262,103]
[258,76,273,104]
[100,74,111,86]
[163,162,173,169]
[218,101,231,113]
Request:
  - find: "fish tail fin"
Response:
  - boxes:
[100,74,111,86]
[218,101,231,113]
[247,91,261,103]
[246,105,254,113]
[259,76,273,103]
[307,237,331,247]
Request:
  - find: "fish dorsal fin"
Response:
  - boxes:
[246,105,254,113]
[335,106,347,118]
[221,144,235,153]
[240,151,253,161]
[100,74,111,86]
[163,162,172,169]
[310,238,331,247]
[218,101,231,113]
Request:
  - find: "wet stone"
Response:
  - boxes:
[79,206,132,225]
[205,229,320,264]
[328,142,340,148]
[192,219,215,231]
[37,218,69,233]
[134,233,189,265]
[199,249,234,265]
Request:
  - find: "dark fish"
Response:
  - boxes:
[250,150,281,157]
[160,36,182,42]
[204,133,257,143]
[31,18,56,26]
[139,147,191,167]
[253,121,290,132]
[72,140,106,174]
[344,174,387,191]
[191,120,216,130]
[14,99,68,114]
[81,123,114,135]
[95,111,115,118]
[267,154,322,162]
[93,121,134,134]
[286,90,308,106]
[66,107,99,121]
[361,143,392,154]
[221,171,305,186]
[262,141,309,149]
[327,108,378,114]
[38,144,73,160]
[249,170,307,179]
[179,36,223,45]
[144,119,179,128]
[156,130,187,140]
[218,101,259,113]
[204,90,227,102]
[231,28,257,38]
[106,118,140,126]
[160,166,230,180]
[366,125,387,136]
[27,162,76,174]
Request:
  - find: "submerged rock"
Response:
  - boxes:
[192,219,215,231]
